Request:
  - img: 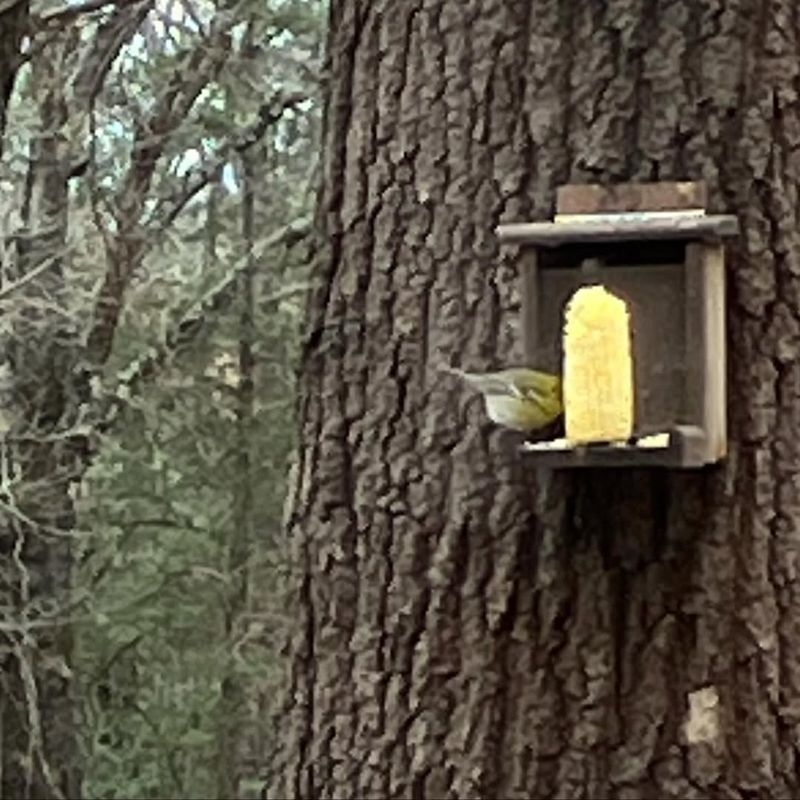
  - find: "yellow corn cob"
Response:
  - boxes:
[563,284,634,443]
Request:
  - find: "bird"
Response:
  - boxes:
[439,365,563,433]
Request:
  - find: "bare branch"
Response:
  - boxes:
[36,0,128,26]
[148,91,309,231]
[114,13,234,230]
[0,0,28,159]
[72,0,153,109]
[14,641,67,800]
[0,0,25,14]
[178,0,205,34]
[0,242,78,301]
[84,9,236,365]
[152,7,197,40]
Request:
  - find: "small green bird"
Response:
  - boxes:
[440,365,563,433]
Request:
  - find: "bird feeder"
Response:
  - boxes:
[496,180,739,468]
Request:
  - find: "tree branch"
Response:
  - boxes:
[0,243,76,301]
[114,11,234,230]
[84,9,236,365]
[71,0,153,108]
[36,0,128,27]
[0,0,25,13]
[0,0,28,160]
[147,91,309,231]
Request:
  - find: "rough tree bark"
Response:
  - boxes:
[274,0,800,798]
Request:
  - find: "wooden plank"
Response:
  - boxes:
[520,426,710,468]
[688,243,727,462]
[557,181,707,215]
[684,246,704,428]
[521,440,680,467]
[555,210,705,224]
[521,250,539,367]
[496,215,739,247]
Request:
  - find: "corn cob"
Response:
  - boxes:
[562,284,634,443]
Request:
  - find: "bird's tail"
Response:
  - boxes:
[438,364,468,380]
[437,364,489,393]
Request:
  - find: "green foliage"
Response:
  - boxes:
[75,194,309,798]
[75,368,277,796]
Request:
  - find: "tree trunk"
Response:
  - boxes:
[273,1,800,798]
[217,156,257,800]
[1,33,84,800]
[0,0,27,159]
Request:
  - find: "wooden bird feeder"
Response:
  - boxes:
[496,180,739,469]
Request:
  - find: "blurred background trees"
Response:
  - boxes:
[0,1,324,797]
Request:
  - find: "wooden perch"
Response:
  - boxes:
[496,215,739,247]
